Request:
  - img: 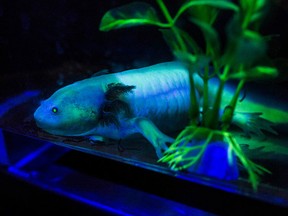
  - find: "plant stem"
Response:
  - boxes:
[229,79,245,112]
[241,1,256,29]
[188,72,200,126]
[157,0,199,124]
[206,65,230,129]
[156,0,173,23]
[156,0,187,52]
[202,66,210,127]
[222,79,245,131]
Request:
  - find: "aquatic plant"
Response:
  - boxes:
[99,0,278,190]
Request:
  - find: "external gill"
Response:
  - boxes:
[98,83,136,127]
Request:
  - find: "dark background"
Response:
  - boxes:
[0,0,172,100]
[0,0,288,99]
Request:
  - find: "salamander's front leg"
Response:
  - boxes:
[131,117,174,158]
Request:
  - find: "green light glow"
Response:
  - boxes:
[52,107,58,113]
[236,101,288,124]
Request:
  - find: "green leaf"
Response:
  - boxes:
[229,66,278,80]
[240,0,269,29]
[223,29,267,68]
[250,0,269,25]
[187,4,219,25]
[240,0,267,12]
[189,17,220,59]
[174,0,239,23]
[99,2,165,31]
[160,29,182,52]
[160,27,201,54]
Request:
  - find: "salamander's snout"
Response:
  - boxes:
[34,105,45,128]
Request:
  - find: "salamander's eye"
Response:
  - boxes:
[52,107,58,114]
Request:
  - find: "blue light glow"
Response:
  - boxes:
[0,129,9,165]
[0,90,40,117]
[8,143,53,169]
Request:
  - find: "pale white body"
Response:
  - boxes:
[34,62,276,157]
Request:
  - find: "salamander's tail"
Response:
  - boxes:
[232,112,278,138]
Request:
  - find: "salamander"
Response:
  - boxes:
[34,61,278,157]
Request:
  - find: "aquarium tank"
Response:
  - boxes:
[0,0,288,215]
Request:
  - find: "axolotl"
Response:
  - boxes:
[34,61,276,157]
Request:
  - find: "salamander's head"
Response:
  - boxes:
[34,86,100,136]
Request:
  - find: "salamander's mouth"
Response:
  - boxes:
[34,117,67,136]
